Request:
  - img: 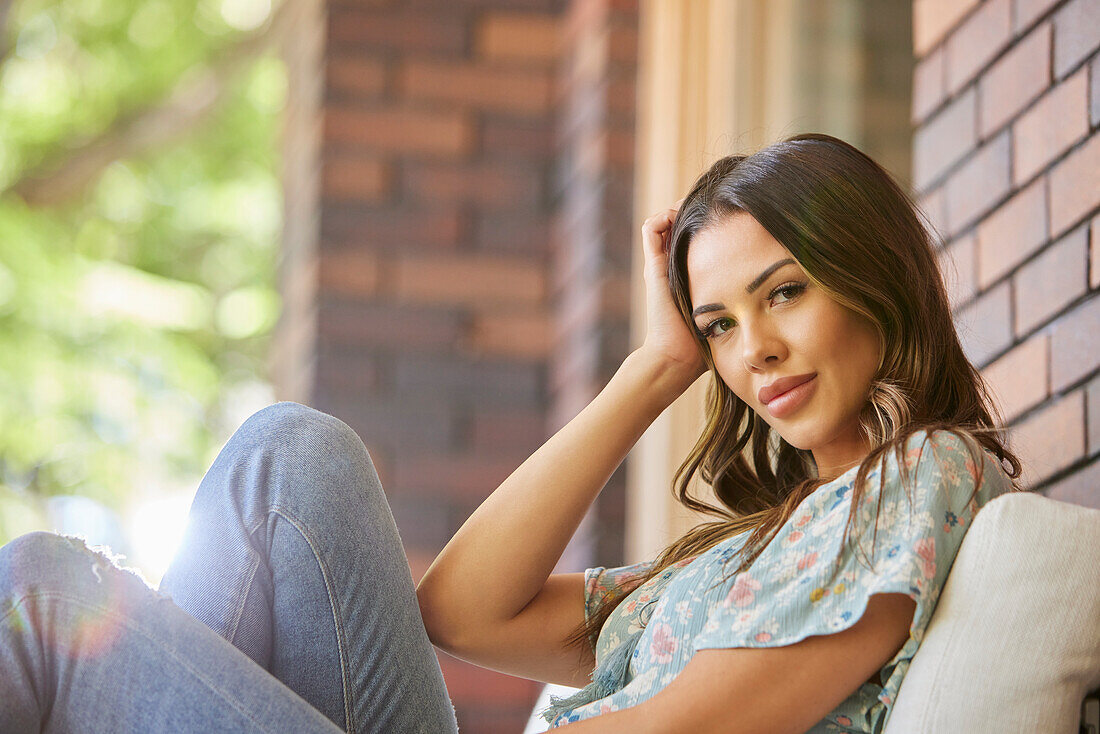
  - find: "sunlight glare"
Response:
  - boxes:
[128,493,194,587]
[221,0,271,31]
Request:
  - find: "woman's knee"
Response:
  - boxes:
[0,532,112,599]
[234,402,384,503]
[240,403,365,454]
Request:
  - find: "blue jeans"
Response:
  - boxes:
[0,402,460,733]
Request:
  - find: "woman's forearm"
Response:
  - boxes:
[415,348,692,643]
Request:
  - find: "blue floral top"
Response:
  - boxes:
[542,429,1014,732]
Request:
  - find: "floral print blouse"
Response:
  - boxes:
[541,429,1014,733]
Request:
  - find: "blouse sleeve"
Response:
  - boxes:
[691,428,1012,709]
[583,559,658,625]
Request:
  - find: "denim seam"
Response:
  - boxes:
[5,591,295,734]
[268,505,354,733]
[227,533,263,649]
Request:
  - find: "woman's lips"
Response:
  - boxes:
[762,374,818,419]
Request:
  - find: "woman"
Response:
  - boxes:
[0,133,1022,733]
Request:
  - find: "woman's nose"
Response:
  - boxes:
[740,319,786,372]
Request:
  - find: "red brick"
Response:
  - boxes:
[1011,67,1089,185]
[472,211,551,256]
[405,0,559,9]
[321,204,466,251]
[390,453,525,499]
[466,310,554,360]
[324,106,474,157]
[399,59,556,115]
[912,87,977,191]
[321,155,391,202]
[1052,0,1100,78]
[317,297,466,351]
[912,45,948,124]
[326,8,467,55]
[944,0,1012,94]
[913,0,982,56]
[480,116,554,159]
[1092,53,1100,126]
[325,56,387,100]
[938,232,978,308]
[607,72,636,119]
[476,12,562,63]
[953,279,1012,366]
[325,0,395,7]
[439,654,540,702]
[404,548,436,586]
[1092,213,1100,289]
[944,131,1011,236]
[388,493,456,550]
[601,272,632,317]
[318,249,381,297]
[1050,293,1100,391]
[608,23,638,67]
[393,254,546,307]
[1013,0,1060,33]
[394,354,543,408]
[981,334,1049,423]
[469,407,546,456]
[1009,391,1086,488]
[403,160,544,210]
[314,349,383,395]
[1044,456,1100,510]
[456,706,539,734]
[918,186,949,242]
[321,396,459,456]
[1089,374,1100,456]
[606,126,634,170]
[1013,223,1089,334]
[975,176,1048,288]
[1049,133,1100,238]
[977,22,1051,137]
[609,0,640,12]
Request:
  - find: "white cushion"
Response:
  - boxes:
[885,491,1100,732]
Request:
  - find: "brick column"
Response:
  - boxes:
[276,0,643,724]
[911,0,1099,505]
[308,1,569,730]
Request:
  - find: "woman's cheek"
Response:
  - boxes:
[715,362,751,405]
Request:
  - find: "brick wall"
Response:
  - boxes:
[275,0,639,730]
[912,0,1099,506]
[315,3,559,729]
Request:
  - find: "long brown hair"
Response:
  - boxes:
[565,132,1023,654]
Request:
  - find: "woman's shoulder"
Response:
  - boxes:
[793,426,1013,530]
[852,427,1016,530]
[896,427,1011,486]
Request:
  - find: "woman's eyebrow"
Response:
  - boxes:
[691,258,797,319]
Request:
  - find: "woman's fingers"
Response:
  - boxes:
[641,206,681,260]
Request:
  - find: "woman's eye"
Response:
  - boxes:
[770,282,806,304]
[697,282,806,340]
[701,317,733,339]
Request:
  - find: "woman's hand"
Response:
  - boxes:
[637,200,706,390]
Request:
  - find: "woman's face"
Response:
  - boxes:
[686,212,882,480]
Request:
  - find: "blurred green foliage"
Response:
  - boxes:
[0,0,286,545]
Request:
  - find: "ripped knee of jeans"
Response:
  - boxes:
[57,533,175,604]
